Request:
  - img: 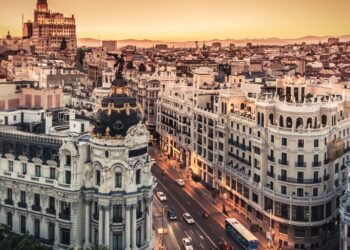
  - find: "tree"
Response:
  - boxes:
[138,63,146,72]
[126,61,134,70]
[60,37,67,50]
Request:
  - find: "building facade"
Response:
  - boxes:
[32,0,77,58]
[157,69,350,249]
[0,75,154,249]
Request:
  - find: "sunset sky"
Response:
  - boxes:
[0,0,349,41]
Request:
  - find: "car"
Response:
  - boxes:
[176,179,185,187]
[156,191,167,201]
[182,237,193,250]
[167,208,177,221]
[183,212,195,224]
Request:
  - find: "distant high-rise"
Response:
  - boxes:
[32,0,77,58]
[22,21,33,39]
[102,40,118,52]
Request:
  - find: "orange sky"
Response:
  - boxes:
[0,0,349,41]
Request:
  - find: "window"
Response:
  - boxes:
[281,185,287,195]
[49,197,55,209]
[294,228,305,237]
[65,171,71,184]
[22,163,27,174]
[313,188,318,197]
[65,155,71,165]
[136,226,142,247]
[314,139,319,147]
[115,173,122,188]
[271,135,274,143]
[60,228,70,245]
[297,188,303,197]
[34,219,40,238]
[136,169,141,184]
[298,139,304,148]
[113,232,123,250]
[35,165,41,177]
[50,168,55,179]
[34,193,41,207]
[60,201,71,219]
[20,215,26,233]
[48,222,55,243]
[279,224,288,234]
[96,170,101,185]
[113,204,123,223]
[20,191,26,203]
[282,138,287,146]
[7,212,12,229]
[8,161,13,172]
[7,188,12,200]
[252,193,259,203]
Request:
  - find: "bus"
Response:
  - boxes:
[225,218,259,250]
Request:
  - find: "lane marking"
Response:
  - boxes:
[156,178,217,247]
[200,243,205,249]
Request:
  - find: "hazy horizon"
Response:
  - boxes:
[1,0,350,41]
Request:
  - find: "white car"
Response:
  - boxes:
[183,212,195,224]
[156,191,167,201]
[176,179,185,187]
[182,237,193,250]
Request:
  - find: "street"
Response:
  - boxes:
[151,146,243,250]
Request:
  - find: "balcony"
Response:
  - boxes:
[312,161,321,167]
[266,171,275,178]
[18,202,27,209]
[268,156,275,162]
[46,207,56,215]
[4,199,14,206]
[295,162,306,167]
[32,205,42,212]
[278,175,322,184]
[59,213,70,221]
[323,175,330,181]
[278,159,289,166]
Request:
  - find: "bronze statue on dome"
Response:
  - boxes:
[107,53,125,83]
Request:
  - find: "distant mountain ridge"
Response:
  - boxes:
[78,35,350,48]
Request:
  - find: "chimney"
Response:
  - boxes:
[45,112,53,134]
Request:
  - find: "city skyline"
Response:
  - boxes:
[1,0,350,41]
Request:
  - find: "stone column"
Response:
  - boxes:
[98,206,103,245]
[125,205,131,250]
[84,202,90,247]
[145,200,152,242]
[104,206,110,247]
[132,205,137,249]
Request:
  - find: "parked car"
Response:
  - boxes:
[167,208,177,221]
[183,212,195,224]
[176,179,185,187]
[182,237,193,250]
[156,191,167,201]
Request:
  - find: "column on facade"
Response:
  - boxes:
[104,206,110,247]
[131,204,137,249]
[145,199,152,243]
[125,205,131,250]
[98,206,103,245]
[84,202,90,246]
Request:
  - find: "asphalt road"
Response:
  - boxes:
[151,150,243,250]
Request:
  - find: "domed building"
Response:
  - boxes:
[0,54,155,250]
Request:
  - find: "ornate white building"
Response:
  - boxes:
[0,69,155,249]
[157,70,350,250]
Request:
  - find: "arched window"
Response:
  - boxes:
[306,118,312,128]
[321,115,327,127]
[269,114,274,125]
[240,103,245,110]
[286,117,292,128]
[296,117,303,129]
[279,115,284,127]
